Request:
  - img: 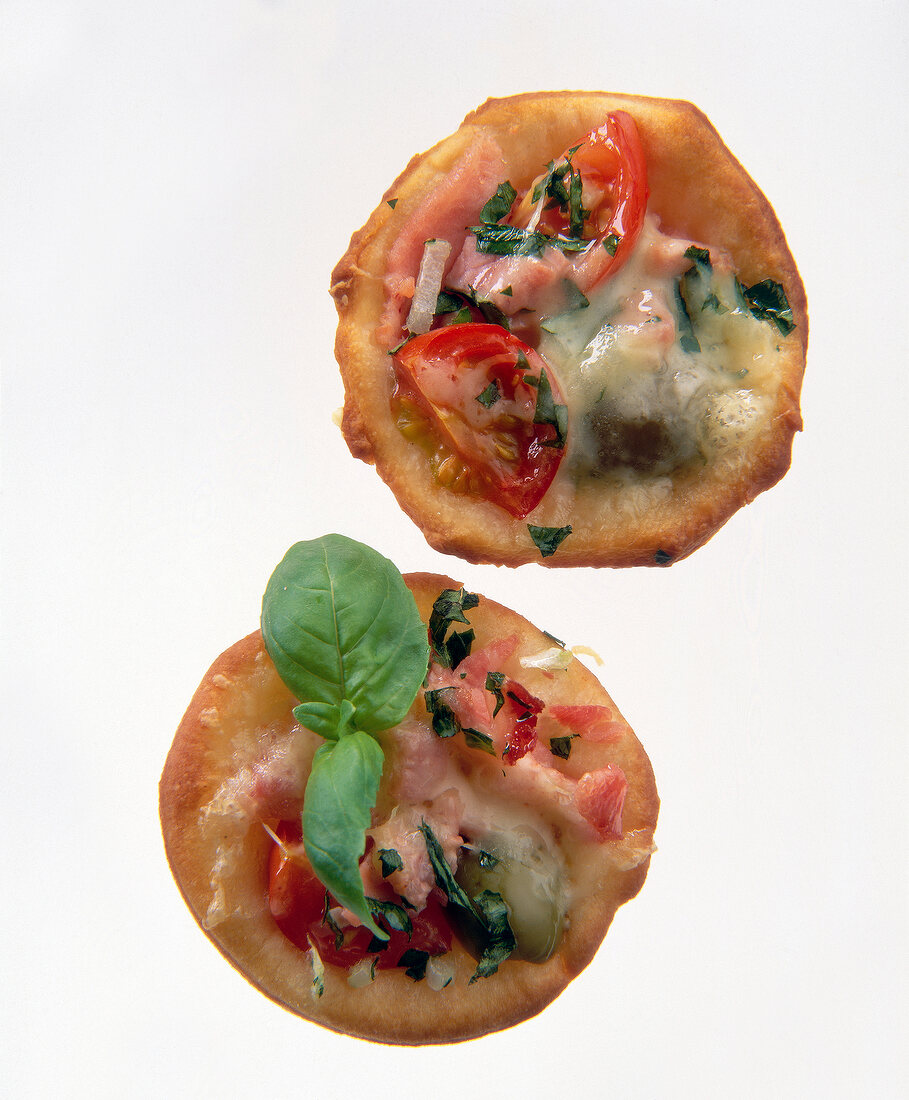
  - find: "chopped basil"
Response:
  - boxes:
[702,291,725,314]
[543,629,566,648]
[388,334,413,355]
[501,285,513,297]
[435,289,462,314]
[429,587,479,669]
[322,894,344,949]
[477,849,500,870]
[476,380,501,408]
[684,245,711,267]
[561,279,590,312]
[674,279,701,354]
[424,688,460,738]
[419,821,516,982]
[398,948,430,981]
[485,670,506,718]
[479,180,517,225]
[425,687,496,757]
[470,223,589,259]
[469,890,517,983]
[528,524,573,558]
[533,368,568,449]
[531,150,588,240]
[604,232,621,256]
[386,198,398,209]
[549,734,578,760]
[367,897,413,936]
[463,727,497,756]
[741,278,795,335]
[654,548,673,565]
[420,820,475,915]
[378,848,403,878]
[459,286,511,329]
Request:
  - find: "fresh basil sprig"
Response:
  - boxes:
[261,535,430,937]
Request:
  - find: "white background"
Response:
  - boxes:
[2,2,907,1097]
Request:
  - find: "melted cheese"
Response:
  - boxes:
[537,215,779,482]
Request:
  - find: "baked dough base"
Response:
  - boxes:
[332,91,808,568]
[160,573,659,1044]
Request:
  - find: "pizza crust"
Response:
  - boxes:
[159,573,659,1044]
[331,91,808,568]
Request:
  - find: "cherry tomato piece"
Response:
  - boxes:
[393,323,567,518]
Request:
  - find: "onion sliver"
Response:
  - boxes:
[405,238,452,335]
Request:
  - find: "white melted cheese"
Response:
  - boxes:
[537,215,780,481]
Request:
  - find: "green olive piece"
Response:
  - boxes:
[455,827,566,963]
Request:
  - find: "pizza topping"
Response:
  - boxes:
[378,114,798,524]
[253,543,638,987]
[448,112,648,319]
[260,535,430,938]
[406,238,453,335]
[392,324,568,517]
[456,827,566,963]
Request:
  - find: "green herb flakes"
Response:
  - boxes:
[528,524,573,558]
[378,848,403,878]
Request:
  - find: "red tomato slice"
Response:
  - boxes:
[515,110,648,292]
[267,821,453,971]
[393,323,567,518]
[499,680,544,765]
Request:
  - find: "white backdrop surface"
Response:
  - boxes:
[2,2,907,1097]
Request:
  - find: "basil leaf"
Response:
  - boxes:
[533,368,568,449]
[674,279,701,354]
[420,821,516,981]
[449,285,511,330]
[480,181,517,225]
[424,688,460,738]
[321,893,345,949]
[742,278,795,335]
[471,223,548,258]
[684,245,711,267]
[468,890,516,983]
[303,734,386,937]
[420,820,475,916]
[463,727,496,756]
[603,232,621,256]
[435,289,463,314]
[485,671,506,718]
[367,897,413,936]
[261,535,429,740]
[429,587,479,669]
[397,948,430,981]
[476,380,501,408]
[549,734,577,759]
[528,524,573,558]
[378,848,403,878]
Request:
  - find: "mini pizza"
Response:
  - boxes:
[331,91,808,567]
[159,535,659,1044]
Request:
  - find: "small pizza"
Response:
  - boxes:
[159,535,658,1044]
[332,91,808,567]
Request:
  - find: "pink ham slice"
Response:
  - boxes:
[377,134,508,348]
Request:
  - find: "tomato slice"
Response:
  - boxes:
[515,110,648,292]
[267,821,453,972]
[392,323,567,518]
[499,680,544,765]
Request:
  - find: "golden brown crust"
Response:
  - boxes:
[160,573,659,1044]
[331,91,808,568]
